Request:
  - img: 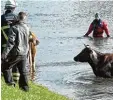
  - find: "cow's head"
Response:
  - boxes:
[74,44,94,62]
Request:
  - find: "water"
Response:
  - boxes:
[1,0,113,100]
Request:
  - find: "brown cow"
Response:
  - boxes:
[74,45,113,78]
[29,32,39,80]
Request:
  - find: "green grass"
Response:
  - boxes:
[1,78,69,100]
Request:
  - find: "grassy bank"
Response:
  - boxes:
[1,78,69,100]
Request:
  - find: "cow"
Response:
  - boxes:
[74,45,113,78]
[29,31,39,80]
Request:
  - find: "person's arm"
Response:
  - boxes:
[1,26,17,60]
[84,24,93,37]
[103,22,110,37]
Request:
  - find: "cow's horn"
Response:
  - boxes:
[84,44,90,48]
[84,44,87,47]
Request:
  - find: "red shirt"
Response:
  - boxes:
[85,20,110,37]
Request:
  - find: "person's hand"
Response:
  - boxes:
[107,35,110,37]
[84,34,88,37]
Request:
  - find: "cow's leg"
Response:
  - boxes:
[31,44,36,72]
[32,53,36,72]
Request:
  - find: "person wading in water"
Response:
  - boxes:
[84,13,110,38]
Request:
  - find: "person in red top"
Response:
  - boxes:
[84,13,110,37]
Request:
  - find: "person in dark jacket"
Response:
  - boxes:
[1,0,19,84]
[2,12,29,92]
[1,0,18,54]
[84,13,110,37]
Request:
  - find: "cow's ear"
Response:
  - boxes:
[84,44,90,48]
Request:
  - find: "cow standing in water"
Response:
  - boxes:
[74,45,113,78]
[29,32,39,80]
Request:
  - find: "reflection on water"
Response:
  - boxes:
[1,0,113,100]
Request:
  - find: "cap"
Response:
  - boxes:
[5,0,17,9]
